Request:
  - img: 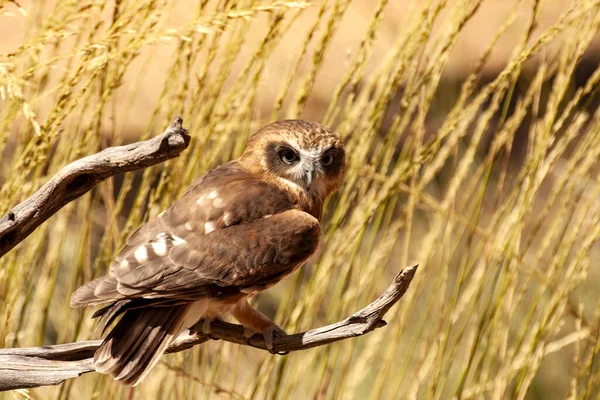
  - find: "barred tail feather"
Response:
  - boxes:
[93,304,189,386]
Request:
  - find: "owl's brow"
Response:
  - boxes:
[284,138,327,160]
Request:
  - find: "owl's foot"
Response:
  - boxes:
[242,324,288,355]
[200,318,220,341]
[263,325,288,355]
[243,326,256,342]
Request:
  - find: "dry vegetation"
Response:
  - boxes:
[1,0,600,399]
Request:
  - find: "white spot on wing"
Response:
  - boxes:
[196,194,207,205]
[171,235,186,246]
[208,190,218,199]
[185,222,194,231]
[134,246,148,262]
[223,211,233,226]
[213,196,225,208]
[152,240,167,256]
[120,259,129,268]
[263,214,273,219]
[204,221,216,234]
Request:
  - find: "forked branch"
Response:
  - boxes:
[0,117,191,258]
[0,265,417,391]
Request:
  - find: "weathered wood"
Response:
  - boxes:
[0,265,417,391]
[0,116,191,258]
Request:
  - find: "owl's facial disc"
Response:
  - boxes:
[268,142,338,197]
[277,144,321,190]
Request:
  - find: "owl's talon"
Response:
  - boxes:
[243,327,256,345]
[201,318,220,341]
[263,325,287,354]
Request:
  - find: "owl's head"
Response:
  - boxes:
[241,120,345,200]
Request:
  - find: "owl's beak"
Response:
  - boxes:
[304,168,313,190]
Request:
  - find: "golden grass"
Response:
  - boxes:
[1,0,600,398]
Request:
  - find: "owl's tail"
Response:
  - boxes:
[92,303,190,386]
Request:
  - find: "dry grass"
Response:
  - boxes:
[1,0,600,399]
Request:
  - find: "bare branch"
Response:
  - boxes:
[0,265,417,391]
[0,117,191,258]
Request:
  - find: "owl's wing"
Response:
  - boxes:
[71,162,320,306]
[112,161,294,258]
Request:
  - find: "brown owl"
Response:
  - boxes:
[71,120,345,386]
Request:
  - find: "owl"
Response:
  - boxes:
[71,120,345,386]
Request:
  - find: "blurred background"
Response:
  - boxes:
[1,0,600,399]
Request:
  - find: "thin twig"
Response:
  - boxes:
[0,117,191,258]
[0,265,417,391]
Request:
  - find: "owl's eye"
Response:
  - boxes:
[321,152,334,167]
[279,148,299,165]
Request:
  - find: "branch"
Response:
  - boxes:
[0,117,191,258]
[0,265,418,391]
